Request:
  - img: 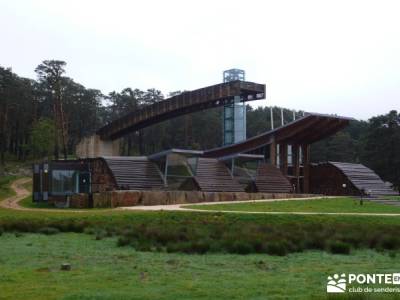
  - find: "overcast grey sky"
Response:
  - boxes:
[1,0,399,120]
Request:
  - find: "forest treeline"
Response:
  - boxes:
[0,60,399,189]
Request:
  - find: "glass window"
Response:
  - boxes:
[224,119,234,131]
[288,145,293,166]
[167,154,192,177]
[224,106,234,118]
[51,170,79,195]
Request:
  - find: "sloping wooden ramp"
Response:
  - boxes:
[103,157,165,190]
[255,163,292,193]
[330,162,397,197]
[194,158,244,192]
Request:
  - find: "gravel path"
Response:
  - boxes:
[0,178,32,210]
[121,197,400,216]
[0,178,89,213]
[3,178,400,216]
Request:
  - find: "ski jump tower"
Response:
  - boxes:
[222,69,247,145]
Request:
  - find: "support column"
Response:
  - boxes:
[293,144,300,192]
[269,139,276,166]
[302,144,310,193]
[280,144,288,175]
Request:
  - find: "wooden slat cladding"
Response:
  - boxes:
[102,157,165,190]
[330,162,397,196]
[310,162,398,196]
[90,159,117,193]
[97,81,265,140]
[255,163,292,193]
[194,158,244,192]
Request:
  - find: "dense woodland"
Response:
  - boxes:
[0,60,399,190]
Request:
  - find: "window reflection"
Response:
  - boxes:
[51,170,79,195]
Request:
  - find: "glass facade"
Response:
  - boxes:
[223,69,246,146]
[51,170,79,195]
[287,145,293,166]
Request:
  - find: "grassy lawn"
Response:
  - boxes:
[386,196,400,201]
[0,175,16,199]
[19,195,54,208]
[185,197,400,214]
[2,178,400,298]
[1,232,400,300]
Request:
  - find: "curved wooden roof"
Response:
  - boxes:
[97,80,265,140]
[204,113,352,157]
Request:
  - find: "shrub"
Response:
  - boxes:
[15,232,24,238]
[328,241,351,255]
[165,241,194,253]
[188,240,210,254]
[229,241,254,255]
[38,227,60,235]
[303,234,326,250]
[95,232,105,240]
[265,241,288,256]
[117,236,131,247]
[83,227,97,235]
[379,235,400,250]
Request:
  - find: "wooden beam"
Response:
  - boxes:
[307,120,349,144]
[276,116,321,143]
[302,144,310,193]
[287,118,333,144]
[269,138,277,166]
[280,144,288,175]
[293,144,300,192]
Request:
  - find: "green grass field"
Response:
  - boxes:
[2,178,400,299]
[185,198,400,214]
[0,175,16,199]
[386,196,400,201]
[1,232,400,300]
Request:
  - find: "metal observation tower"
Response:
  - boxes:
[222,69,246,145]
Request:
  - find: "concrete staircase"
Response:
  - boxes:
[103,157,165,190]
[255,163,292,193]
[194,158,244,192]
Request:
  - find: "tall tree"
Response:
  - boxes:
[31,118,56,159]
[361,110,400,191]
[35,60,68,159]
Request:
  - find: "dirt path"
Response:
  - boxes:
[0,178,89,213]
[0,178,32,210]
[3,178,400,216]
[122,197,400,217]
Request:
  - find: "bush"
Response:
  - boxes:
[328,241,351,255]
[379,236,400,250]
[265,241,288,256]
[38,227,60,235]
[229,241,254,255]
[188,240,210,254]
[95,232,106,240]
[83,227,97,235]
[117,236,131,247]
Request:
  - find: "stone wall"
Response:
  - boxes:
[88,190,316,208]
[90,159,116,193]
[76,134,120,158]
[69,193,89,208]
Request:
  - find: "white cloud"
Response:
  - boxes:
[1,0,399,119]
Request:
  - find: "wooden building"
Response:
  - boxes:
[310,162,397,197]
